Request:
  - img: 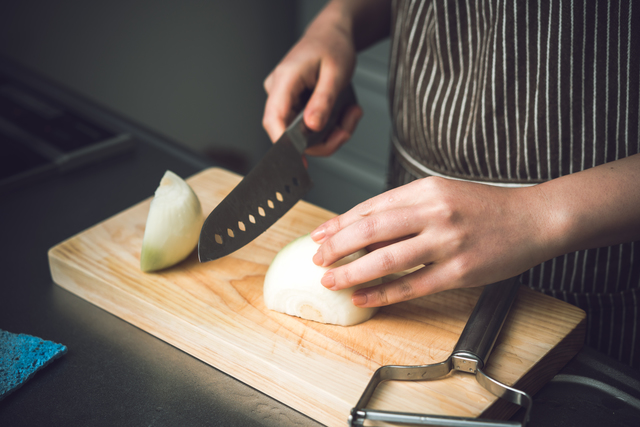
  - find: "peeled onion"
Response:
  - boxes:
[263,234,380,326]
[140,170,204,272]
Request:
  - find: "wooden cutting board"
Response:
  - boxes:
[49,167,585,426]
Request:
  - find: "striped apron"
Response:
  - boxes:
[387,0,640,368]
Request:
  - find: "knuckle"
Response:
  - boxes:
[424,175,449,190]
[317,55,339,74]
[374,287,390,306]
[324,216,342,236]
[340,267,355,287]
[323,238,338,258]
[376,250,396,274]
[355,199,374,217]
[333,215,343,232]
[395,277,415,301]
[261,114,271,130]
[448,257,471,282]
[357,217,379,240]
[434,197,457,224]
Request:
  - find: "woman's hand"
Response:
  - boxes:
[262,0,391,156]
[310,177,557,307]
[262,4,362,157]
[311,153,640,308]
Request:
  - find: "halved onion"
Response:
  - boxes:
[140,170,204,272]
[263,234,380,326]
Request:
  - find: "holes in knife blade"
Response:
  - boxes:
[258,207,266,217]
[227,228,234,238]
[238,221,246,231]
[284,185,291,194]
[292,177,299,186]
[267,199,274,209]
[275,191,283,202]
[214,234,223,245]
[248,214,256,224]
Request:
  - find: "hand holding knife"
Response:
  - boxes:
[198,84,357,262]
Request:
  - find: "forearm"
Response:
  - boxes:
[306,0,392,51]
[532,153,640,260]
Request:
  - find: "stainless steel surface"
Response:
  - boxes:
[348,276,531,427]
[352,360,453,413]
[197,84,356,262]
[2,56,639,427]
[452,278,522,369]
[350,409,522,427]
[476,368,533,423]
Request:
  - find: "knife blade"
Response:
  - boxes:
[198,84,357,262]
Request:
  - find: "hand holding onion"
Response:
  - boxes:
[263,234,380,326]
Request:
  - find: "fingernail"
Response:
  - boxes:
[321,271,335,289]
[310,228,325,242]
[312,250,324,266]
[352,291,367,306]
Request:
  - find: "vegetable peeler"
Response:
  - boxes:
[348,275,533,426]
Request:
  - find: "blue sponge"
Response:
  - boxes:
[0,329,67,401]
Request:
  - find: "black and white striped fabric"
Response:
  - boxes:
[386,0,640,368]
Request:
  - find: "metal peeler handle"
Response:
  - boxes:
[349,276,532,427]
[451,276,521,372]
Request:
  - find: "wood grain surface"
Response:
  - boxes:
[49,167,585,426]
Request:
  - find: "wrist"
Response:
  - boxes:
[307,0,391,51]
[513,184,574,266]
[305,1,355,41]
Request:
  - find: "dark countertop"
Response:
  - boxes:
[1,58,639,427]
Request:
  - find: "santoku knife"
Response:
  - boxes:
[198,84,357,262]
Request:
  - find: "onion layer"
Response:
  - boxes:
[263,234,380,326]
[140,170,204,272]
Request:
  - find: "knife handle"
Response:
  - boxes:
[285,83,357,153]
[451,276,521,370]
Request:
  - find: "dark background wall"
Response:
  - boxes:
[0,0,391,213]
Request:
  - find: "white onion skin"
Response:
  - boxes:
[140,170,204,272]
[263,234,380,326]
